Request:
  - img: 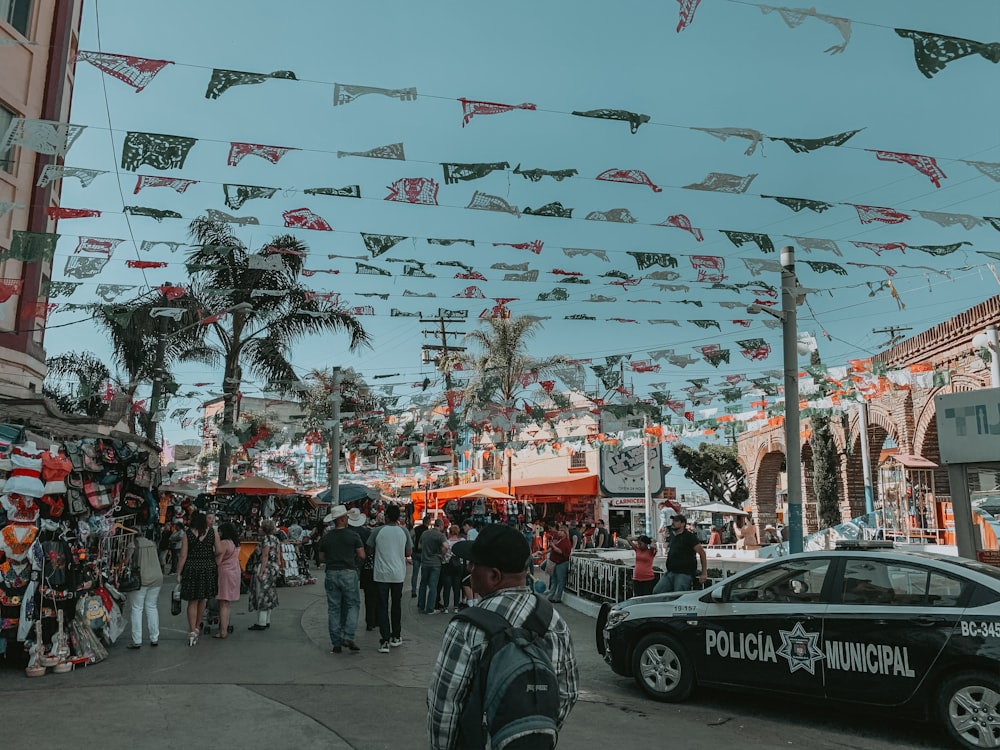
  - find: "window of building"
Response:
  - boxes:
[569,450,587,469]
[1,0,32,37]
[0,103,14,172]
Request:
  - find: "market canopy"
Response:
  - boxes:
[460,487,516,500]
[413,479,506,503]
[686,502,750,516]
[316,483,379,505]
[159,482,202,497]
[215,476,297,496]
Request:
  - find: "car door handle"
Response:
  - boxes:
[913,616,940,626]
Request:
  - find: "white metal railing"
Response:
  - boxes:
[568,555,634,602]
[566,550,762,604]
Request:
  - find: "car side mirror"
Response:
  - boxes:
[711,586,724,603]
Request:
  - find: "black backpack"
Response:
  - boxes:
[453,595,560,750]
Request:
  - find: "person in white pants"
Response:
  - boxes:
[128,529,164,648]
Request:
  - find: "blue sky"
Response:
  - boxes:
[40,0,1000,461]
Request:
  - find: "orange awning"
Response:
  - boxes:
[417,479,506,503]
[511,473,598,497]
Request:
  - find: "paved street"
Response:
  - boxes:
[0,573,950,749]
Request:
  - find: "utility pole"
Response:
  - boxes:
[420,318,466,479]
[327,366,343,502]
[147,314,168,443]
[873,325,912,348]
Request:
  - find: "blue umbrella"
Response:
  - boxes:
[316,483,378,505]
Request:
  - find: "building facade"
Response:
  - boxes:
[738,294,1000,537]
[0,1,82,398]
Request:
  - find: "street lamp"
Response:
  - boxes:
[746,246,804,553]
[972,324,1000,387]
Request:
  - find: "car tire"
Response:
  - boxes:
[596,603,611,656]
[631,632,694,702]
[938,670,1000,749]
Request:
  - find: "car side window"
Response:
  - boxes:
[727,559,831,604]
[840,559,968,607]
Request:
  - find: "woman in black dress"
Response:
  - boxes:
[175,511,218,645]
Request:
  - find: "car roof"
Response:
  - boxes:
[776,549,1000,585]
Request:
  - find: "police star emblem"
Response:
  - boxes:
[776,622,825,675]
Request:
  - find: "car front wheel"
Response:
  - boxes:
[631,632,694,702]
[938,671,1000,749]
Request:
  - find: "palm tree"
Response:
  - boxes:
[185,217,371,483]
[92,287,212,441]
[42,352,114,419]
[448,314,569,446]
[299,367,399,484]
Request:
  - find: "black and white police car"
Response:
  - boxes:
[598,547,1000,749]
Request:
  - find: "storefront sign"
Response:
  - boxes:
[936,388,1000,464]
[607,497,644,507]
[978,550,1000,568]
[600,443,664,496]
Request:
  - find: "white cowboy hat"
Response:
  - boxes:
[346,507,367,527]
[324,504,349,524]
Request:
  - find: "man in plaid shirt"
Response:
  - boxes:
[426,525,579,749]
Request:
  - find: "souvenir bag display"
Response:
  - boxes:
[76,591,110,637]
[81,477,118,511]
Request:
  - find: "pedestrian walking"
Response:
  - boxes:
[168,521,184,573]
[411,514,431,598]
[427,524,579,750]
[175,511,218,646]
[248,519,281,631]
[417,518,447,615]
[213,521,241,638]
[368,504,411,653]
[438,524,464,613]
[127,527,163,649]
[318,504,365,653]
[348,507,378,631]
[547,524,572,603]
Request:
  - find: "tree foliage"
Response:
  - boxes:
[671,442,748,506]
[298,367,399,476]
[42,352,113,419]
[447,315,568,437]
[812,415,842,528]
[89,219,371,479]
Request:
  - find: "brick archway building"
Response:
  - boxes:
[737,295,1000,534]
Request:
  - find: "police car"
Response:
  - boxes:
[597,548,1000,749]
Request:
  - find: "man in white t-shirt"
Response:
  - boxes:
[368,504,412,653]
[658,501,678,543]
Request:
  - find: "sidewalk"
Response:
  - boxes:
[0,572,600,750]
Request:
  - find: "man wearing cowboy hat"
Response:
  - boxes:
[318,505,366,653]
[347,507,378,633]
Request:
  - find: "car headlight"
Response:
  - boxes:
[606,608,631,629]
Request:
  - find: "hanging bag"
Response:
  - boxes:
[82,478,118,511]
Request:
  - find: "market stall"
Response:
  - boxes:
[0,432,161,675]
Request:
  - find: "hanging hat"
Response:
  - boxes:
[347,507,368,527]
[4,445,45,498]
[324,504,349,524]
